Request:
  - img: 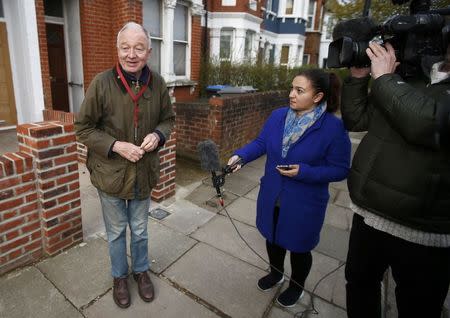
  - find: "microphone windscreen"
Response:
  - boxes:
[197,139,221,171]
[332,17,376,42]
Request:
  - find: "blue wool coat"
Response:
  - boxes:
[235,107,351,253]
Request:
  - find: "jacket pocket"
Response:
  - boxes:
[90,160,127,194]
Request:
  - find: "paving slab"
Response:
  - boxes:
[162,199,216,235]
[278,291,347,318]
[83,272,218,318]
[244,185,260,201]
[231,164,263,183]
[245,155,266,171]
[219,196,257,227]
[147,220,198,274]
[36,238,112,309]
[191,214,267,269]
[334,190,352,209]
[315,224,350,262]
[330,265,347,309]
[324,204,353,231]
[329,180,348,192]
[268,306,295,318]
[302,251,342,303]
[0,266,82,318]
[184,184,238,213]
[163,243,276,318]
[202,172,259,197]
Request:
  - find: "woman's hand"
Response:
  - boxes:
[227,155,242,173]
[276,164,299,177]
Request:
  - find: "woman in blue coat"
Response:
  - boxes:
[228,69,351,307]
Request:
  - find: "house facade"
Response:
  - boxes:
[207,0,323,68]
[0,0,204,128]
[0,0,325,128]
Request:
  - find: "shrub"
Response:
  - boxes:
[199,58,350,97]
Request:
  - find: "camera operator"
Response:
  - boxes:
[341,40,450,318]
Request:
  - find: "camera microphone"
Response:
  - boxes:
[197,140,226,206]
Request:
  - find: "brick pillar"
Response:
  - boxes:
[17,121,83,255]
[0,152,41,275]
[151,132,176,202]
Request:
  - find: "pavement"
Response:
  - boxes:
[0,129,449,318]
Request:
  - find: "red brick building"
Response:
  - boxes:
[0,0,204,128]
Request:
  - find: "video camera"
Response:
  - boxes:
[327,0,450,75]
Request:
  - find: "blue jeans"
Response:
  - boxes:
[98,190,151,278]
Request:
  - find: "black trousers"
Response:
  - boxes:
[345,214,450,318]
[267,206,313,290]
[266,240,313,291]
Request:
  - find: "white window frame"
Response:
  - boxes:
[244,30,255,62]
[143,0,162,74]
[219,28,234,62]
[302,53,310,65]
[222,0,236,6]
[280,45,290,66]
[306,0,316,30]
[173,3,190,79]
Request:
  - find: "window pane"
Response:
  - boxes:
[0,0,4,18]
[220,30,232,60]
[308,0,315,15]
[173,42,186,76]
[244,31,254,60]
[269,47,275,64]
[280,46,289,64]
[44,0,63,17]
[285,0,293,14]
[303,54,310,65]
[143,0,161,37]
[148,39,161,74]
[174,5,187,42]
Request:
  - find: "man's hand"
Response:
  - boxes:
[140,133,160,152]
[366,42,400,79]
[112,141,145,162]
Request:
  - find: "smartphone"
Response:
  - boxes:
[276,165,291,170]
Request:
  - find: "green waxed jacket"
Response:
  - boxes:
[75,67,175,200]
[341,73,450,234]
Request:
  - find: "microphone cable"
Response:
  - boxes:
[219,200,346,317]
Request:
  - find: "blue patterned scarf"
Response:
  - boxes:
[281,103,327,158]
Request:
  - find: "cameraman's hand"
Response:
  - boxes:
[227,155,242,173]
[367,42,400,79]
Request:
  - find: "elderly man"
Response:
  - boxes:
[75,22,175,308]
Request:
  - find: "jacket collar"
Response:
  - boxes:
[112,64,151,93]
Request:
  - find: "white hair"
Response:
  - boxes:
[116,22,151,49]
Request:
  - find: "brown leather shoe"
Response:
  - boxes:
[133,271,154,302]
[113,277,130,308]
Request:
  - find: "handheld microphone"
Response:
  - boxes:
[197,140,225,206]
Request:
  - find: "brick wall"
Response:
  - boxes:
[207,0,262,16]
[0,152,40,275]
[175,91,288,162]
[0,121,82,275]
[79,0,115,87]
[43,109,176,202]
[18,122,82,256]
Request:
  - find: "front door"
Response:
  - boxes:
[0,22,17,125]
[46,23,69,112]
